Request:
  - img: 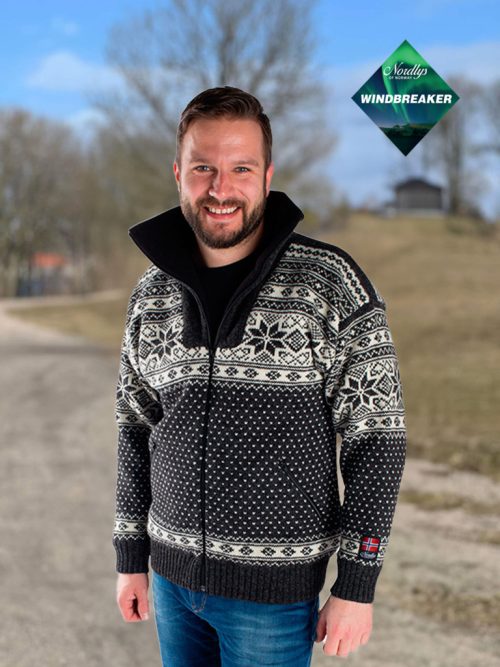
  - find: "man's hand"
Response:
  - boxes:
[116,573,150,623]
[315,594,373,658]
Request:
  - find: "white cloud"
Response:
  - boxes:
[26,51,121,93]
[66,107,106,131]
[420,40,500,84]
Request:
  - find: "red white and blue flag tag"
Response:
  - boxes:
[359,536,380,561]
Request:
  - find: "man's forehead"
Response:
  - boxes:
[182,121,264,162]
[187,116,261,133]
[185,118,262,144]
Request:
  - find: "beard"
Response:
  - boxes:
[179,185,267,250]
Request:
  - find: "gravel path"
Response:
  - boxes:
[1,296,499,667]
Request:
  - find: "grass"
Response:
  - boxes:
[5,211,500,479]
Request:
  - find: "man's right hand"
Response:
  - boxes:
[116,572,150,622]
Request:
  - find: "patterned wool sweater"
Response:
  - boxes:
[112,190,407,604]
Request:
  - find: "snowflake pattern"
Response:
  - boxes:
[247,318,287,356]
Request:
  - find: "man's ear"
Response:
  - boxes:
[173,161,180,190]
[265,162,274,196]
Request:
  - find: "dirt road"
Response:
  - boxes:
[1,297,499,666]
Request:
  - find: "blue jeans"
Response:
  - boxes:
[151,569,319,666]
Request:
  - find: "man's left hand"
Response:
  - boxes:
[315,594,373,658]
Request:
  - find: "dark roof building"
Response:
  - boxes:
[392,177,445,214]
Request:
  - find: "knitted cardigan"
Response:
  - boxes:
[112,190,407,604]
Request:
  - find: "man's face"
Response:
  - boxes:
[173,117,274,249]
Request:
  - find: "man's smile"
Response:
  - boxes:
[203,205,242,221]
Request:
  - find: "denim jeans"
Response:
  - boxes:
[151,569,319,666]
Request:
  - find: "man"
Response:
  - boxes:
[113,86,407,665]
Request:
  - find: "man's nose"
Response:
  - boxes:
[208,170,234,201]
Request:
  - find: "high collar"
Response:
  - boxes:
[128,190,304,292]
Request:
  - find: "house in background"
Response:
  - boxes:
[16,252,75,296]
[384,177,446,216]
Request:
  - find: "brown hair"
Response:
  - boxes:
[176,86,272,169]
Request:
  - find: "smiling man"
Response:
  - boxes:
[174,115,272,262]
[112,86,407,665]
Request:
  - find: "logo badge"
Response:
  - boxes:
[352,39,460,155]
[358,536,381,561]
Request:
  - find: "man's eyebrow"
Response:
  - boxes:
[188,156,260,167]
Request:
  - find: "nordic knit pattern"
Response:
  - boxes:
[112,191,407,605]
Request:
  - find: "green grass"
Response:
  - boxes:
[6,212,500,479]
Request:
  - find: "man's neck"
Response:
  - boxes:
[195,219,265,268]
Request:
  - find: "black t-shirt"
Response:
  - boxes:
[194,248,259,345]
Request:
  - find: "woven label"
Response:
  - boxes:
[358,536,381,561]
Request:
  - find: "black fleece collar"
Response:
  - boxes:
[128,190,304,293]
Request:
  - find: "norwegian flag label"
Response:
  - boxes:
[359,536,381,561]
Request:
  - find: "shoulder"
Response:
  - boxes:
[285,232,386,319]
[126,264,178,322]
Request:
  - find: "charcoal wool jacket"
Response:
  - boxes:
[112,190,407,604]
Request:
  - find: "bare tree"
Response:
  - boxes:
[476,79,500,156]
[488,80,500,154]
[89,0,336,207]
[420,76,485,216]
[0,109,92,296]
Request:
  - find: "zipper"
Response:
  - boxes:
[182,282,236,594]
[199,346,212,593]
[276,459,323,521]
[186,285,212,594]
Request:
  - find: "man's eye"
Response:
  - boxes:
[194,165,211,172]
[235,167,250,172]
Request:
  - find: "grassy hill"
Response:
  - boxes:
[6,212,500,479]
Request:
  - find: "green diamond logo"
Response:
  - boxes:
[352,39,460,155]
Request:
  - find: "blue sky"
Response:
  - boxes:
[2,0,499,216]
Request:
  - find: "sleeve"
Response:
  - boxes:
[325,298,407,603]
[112,284,163,573]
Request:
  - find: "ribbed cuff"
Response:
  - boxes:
[329,557,382,603]
[114,538,150,573]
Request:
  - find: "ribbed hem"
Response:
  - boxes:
[150,539,330,604]
[114,538,150,573]
[329,557,382,603]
